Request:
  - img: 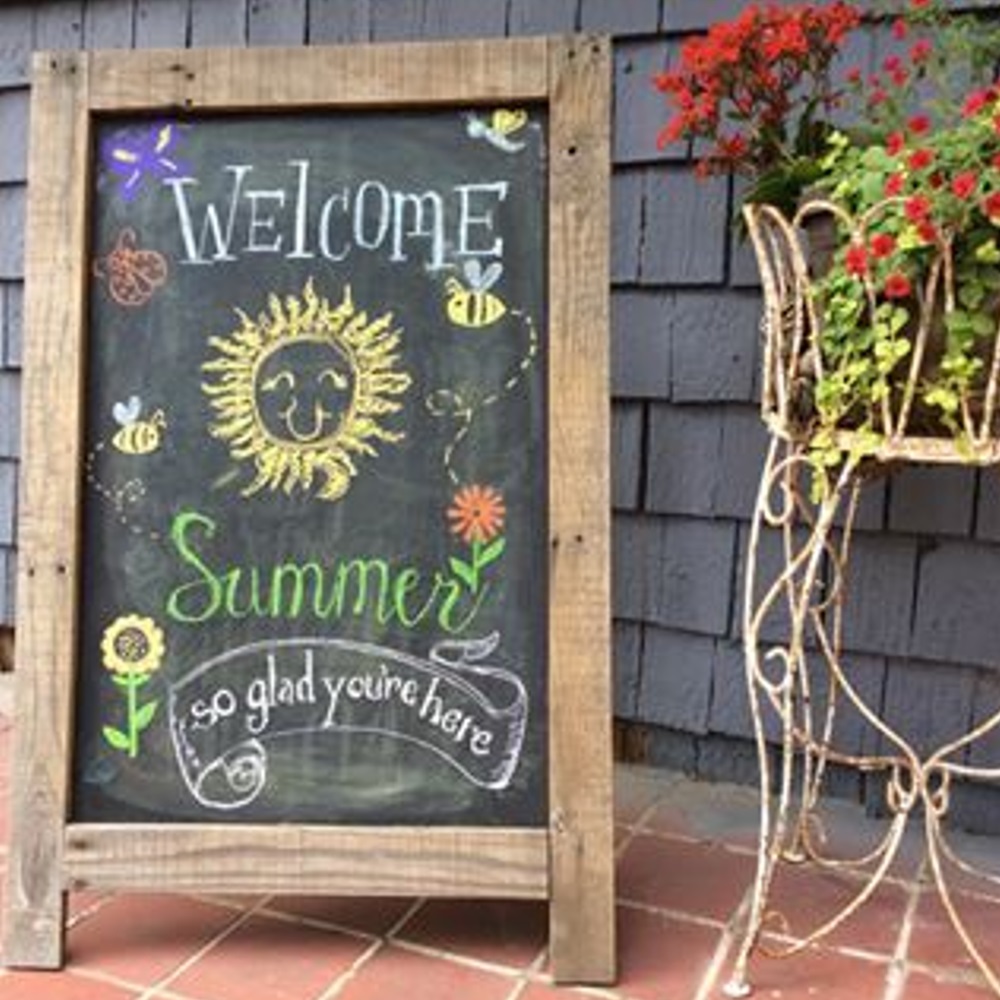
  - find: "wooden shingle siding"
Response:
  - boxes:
[613,621,642,717]
[610,291,672,398]
[0,189,25,280]
[308,0,372,44]
[612,403,643,512]
[838,534,919,658]
[0,90,29,184]
[248,0,307,45]
[887,466,977,537]
[0,0,998,829]
[0,462,15,547]
[911,542,1000,666]
[2,284,23,370]
[637,626,714,733]
[189,0,247,46]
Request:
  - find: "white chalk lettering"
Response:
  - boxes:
[165,161,507,271]
[456,181,507,257]
[244,188,286,253]
[165,165,251,263]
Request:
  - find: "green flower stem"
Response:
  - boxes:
[124,674,147,758]
[470,539,482,593]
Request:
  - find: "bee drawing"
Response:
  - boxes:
[465,108,528,153]
[445,260,507,329]
[111,396,166,455]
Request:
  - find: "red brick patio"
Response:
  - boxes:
[0,709,997,999]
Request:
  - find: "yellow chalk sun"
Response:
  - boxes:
[202,281,412,502]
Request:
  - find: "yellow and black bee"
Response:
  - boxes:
[111,396,166,455]
[445,260,507,329]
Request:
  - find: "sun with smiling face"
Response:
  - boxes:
[201,281,412,502]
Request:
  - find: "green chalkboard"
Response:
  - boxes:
[73,108,548,825]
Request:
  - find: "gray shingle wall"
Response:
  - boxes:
[1,0,998,828]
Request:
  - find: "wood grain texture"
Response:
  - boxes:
[3,51,91,970]
[546,34,615,986]
[87,38,549,110]
[3,38,615,980]
[64,825,548,897]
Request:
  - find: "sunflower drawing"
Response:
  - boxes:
[446,484,507,593]
[100,613,164,757]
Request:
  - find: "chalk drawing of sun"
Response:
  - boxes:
[201,280,412,502]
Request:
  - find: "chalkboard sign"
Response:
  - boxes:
[77,108,548,826]
[5,38,612,982]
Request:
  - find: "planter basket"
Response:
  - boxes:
[727,199,1000,999]
[744,199,1000,466]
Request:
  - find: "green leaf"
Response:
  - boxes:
[945,310,973,334]
[976,239,1000,264]
[972,312,995,337]
[859,170,887,205]
[449,557,476,589]
[102,726,130,751]
[134,700,158,731]
[959,282,986,310]
[479,536,506,566]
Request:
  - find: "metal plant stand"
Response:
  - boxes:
[724,203,1000,997]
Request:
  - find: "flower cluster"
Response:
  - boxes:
[655,0,1000,481]
[816,76,1000,434]
[654,2,860,203]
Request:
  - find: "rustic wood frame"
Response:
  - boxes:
[3,38,613,981]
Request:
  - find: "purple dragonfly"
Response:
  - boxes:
[101,122,186,201]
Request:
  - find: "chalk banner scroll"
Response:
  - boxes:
[171,635,528,810]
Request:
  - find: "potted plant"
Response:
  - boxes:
[656,0,1000,490]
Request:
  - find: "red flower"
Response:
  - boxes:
[869,88,889,107]
[883,54,903,73]
[845,243,868,276]
[891,18,908,40]
[917,219,938,243]
[908,148,934,170]
[962,89,992,118]
[871,233,897,258]
[716,133,748,160]
[846,65,862,84]
[905,195,931,220]
[992,153,1000,170]
[984,192,1000,219]
[910,39,933,64]
[885,174,905,197]
[886,131,906,155]
[908,114,931,135]
[952,171,978,199]
[911,0,930,7]
[884,272,912,299]
[891,67,909,87]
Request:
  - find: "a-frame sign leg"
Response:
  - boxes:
[2,50,90,972]
[546,35,615,986]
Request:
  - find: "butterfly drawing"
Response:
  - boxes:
[465,108,529,153]
[101,122,185,201]
[93,229,169,307]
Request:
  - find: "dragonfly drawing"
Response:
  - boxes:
[101,122,186,201]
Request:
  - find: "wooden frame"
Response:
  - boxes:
[4,37,613,982]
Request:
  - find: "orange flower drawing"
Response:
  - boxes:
[447,484,506,544]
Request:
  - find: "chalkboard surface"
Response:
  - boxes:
[73,109,548,825]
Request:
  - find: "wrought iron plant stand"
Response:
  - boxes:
[725,201,1000,997]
